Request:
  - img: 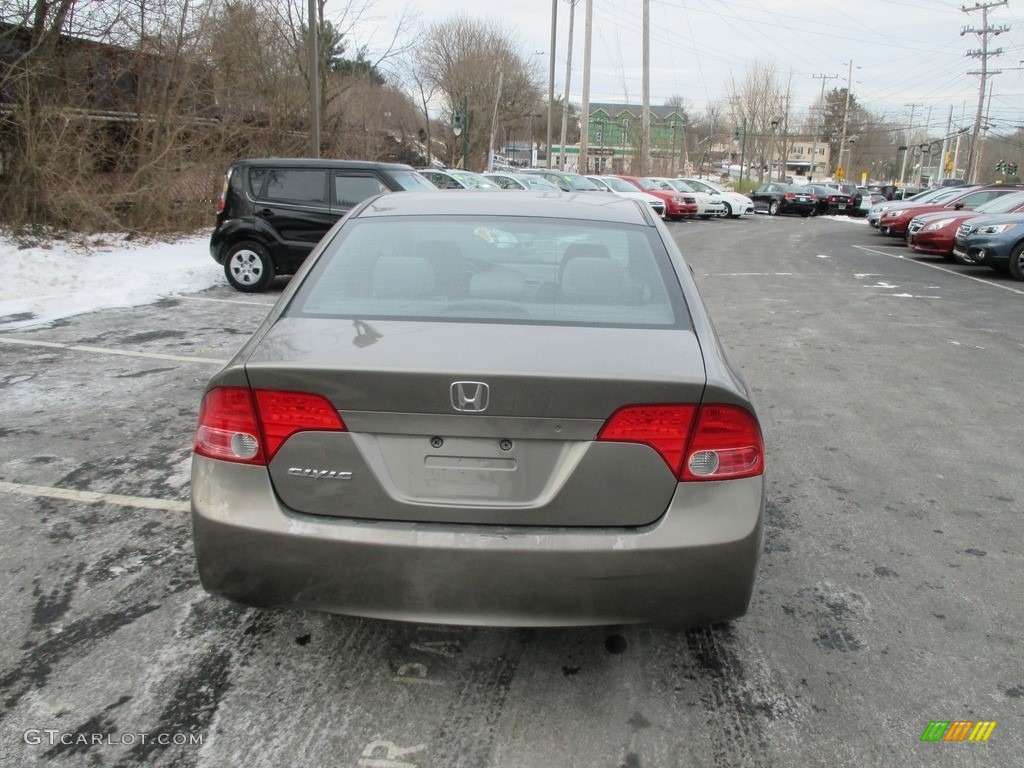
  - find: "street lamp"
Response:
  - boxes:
[769,116,782,182]
[592,117,606,171]
[670,120,677,175]
[844,136,858,182]
[452,97,469,170]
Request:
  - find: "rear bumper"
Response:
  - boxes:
[191,456,765,627]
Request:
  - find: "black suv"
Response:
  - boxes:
[211,158,437,291]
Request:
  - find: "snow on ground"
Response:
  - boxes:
[0,232,220,330]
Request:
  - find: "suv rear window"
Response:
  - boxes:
[288,216,687,328]
[263,169,327,203]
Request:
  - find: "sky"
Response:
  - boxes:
[352,0,1024,138]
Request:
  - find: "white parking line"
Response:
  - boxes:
[0,337,227,365]
[852,245,1024,296]
[0,480,189,513]
[176,295,276,307]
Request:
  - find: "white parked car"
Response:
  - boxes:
[649,178,727,219]
[587,175,667,218]
[678,178,754,219]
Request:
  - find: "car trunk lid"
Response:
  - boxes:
[244,318,706,526]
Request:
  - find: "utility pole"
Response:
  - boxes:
[937,104,955,184]
[307,0,319,157]
[810,73,837,181]
[779,69,793,182]
[579,0,593,173]
[977,81,996,180]
[962,0,1009,183]
[916,104,933,186]
[837,60,854,178]
[953,101,968,176]
[546,0,557,168]
[640,0,650,176]
[487,71,504,172]
[558,0,576,171]
[899,103,921,184]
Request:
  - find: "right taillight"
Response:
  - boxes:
[680,404,764,481]
[597,403,763,482]
[194,386,345,465]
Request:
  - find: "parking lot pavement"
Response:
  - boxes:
[1,218,1022,767]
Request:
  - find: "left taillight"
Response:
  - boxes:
[597,403,764,481]
[215,173,229,214]
[194,386,345,465]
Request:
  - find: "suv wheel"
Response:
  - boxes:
[225,241,275,292]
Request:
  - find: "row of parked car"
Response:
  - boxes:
[418,167,756,222]
[866,183,1024,281]
[745,181,886,218]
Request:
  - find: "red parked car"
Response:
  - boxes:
[613,175,699,220]
[877,184,1021,237]
[907,191,1024,258]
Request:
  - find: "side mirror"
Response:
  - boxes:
[953,202,964,210]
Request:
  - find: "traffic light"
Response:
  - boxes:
[1010,162,1019,176]
[733,126,740,142]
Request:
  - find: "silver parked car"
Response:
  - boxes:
[191,191,765,627]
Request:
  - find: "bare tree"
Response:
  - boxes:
[725,60,787,184]
[0,0,418,232]
[416,14,543,170]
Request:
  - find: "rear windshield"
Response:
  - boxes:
[288,216,688,328]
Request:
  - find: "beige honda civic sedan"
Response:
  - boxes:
[191,190,765,627]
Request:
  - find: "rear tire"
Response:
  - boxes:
[224,241,275,292]
[1008,242,1024,281]
[768,200,780,215]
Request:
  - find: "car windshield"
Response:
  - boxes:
[601,176,643,193]
[905,188,949,203]
[559,174,602,191]
[390,171,440,192]
[515,175,559,190]
[665,180,696,193]
[974,191,1024,213]
[641,178,676,191]
[450,172,499,189]
[688,179,724,194]
[288,216,686,328]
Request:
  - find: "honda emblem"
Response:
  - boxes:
[451,381,489,413]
